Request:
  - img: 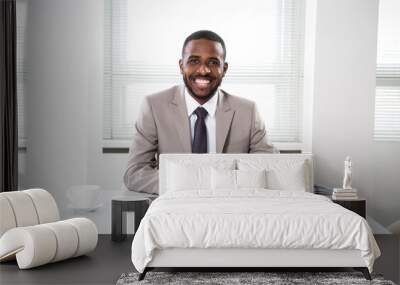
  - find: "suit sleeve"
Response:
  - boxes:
[249,102,278,153]
[123,96,159,194]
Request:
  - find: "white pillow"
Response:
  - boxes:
[211,169,268,190]
[166,162,211,192]
[237,169,267,189]
[211,168,236,190]
[266,163,306,191]
[238,159,308,191]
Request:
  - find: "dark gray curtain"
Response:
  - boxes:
[0,0,18,192]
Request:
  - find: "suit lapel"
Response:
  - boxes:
[216,90,235,153]
[170,86,192,153]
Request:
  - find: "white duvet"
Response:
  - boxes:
[131,190,380,273]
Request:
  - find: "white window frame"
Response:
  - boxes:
[103,0,313,152]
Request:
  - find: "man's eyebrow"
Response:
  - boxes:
[187,55,221,61]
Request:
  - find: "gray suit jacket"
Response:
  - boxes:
[123,85,276,194]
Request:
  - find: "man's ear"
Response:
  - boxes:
[179,59,183,74]
[223,62,228,76]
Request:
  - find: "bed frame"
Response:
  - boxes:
[139,248,371,280]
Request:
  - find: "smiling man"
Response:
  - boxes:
[124,30,276,194]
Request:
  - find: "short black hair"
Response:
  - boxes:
[182,30,226,60]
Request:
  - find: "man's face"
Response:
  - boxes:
[179,39,228,104]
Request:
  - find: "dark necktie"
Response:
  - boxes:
[192,107,208,153]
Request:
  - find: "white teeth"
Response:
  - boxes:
[194,78,210,86]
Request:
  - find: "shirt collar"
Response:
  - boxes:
[184,88,219,118]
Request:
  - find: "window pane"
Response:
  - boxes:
[374,87,400,141]
[125,0,281,65]
[375,0,400,141]
[105,0,305,143]
[376,0,400,66]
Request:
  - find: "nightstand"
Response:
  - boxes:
[332,198,366,218]
[111,192,156,242]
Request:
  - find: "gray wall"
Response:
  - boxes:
[21,0,126,218]
[312,0,400,227]
[19,0,399,229]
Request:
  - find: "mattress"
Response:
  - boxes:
[131,190,380,273]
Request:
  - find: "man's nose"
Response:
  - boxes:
[197,63,210,75]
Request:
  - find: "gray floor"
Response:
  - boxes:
[1,235,398,285]
[0,235,134,285]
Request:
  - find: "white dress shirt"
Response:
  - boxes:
[184,88,218,153]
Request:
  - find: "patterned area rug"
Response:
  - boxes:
[116,271,396,285]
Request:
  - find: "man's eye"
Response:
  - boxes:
[209,60,220,66]
[188,59,199,65]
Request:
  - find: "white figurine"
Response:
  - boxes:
[342,156,352,190]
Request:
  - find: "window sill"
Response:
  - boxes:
[102,140,304,154]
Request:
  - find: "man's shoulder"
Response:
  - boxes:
[220,89,255,110]
[146,85,181,104]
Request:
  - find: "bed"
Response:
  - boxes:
[131,154,380,280]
